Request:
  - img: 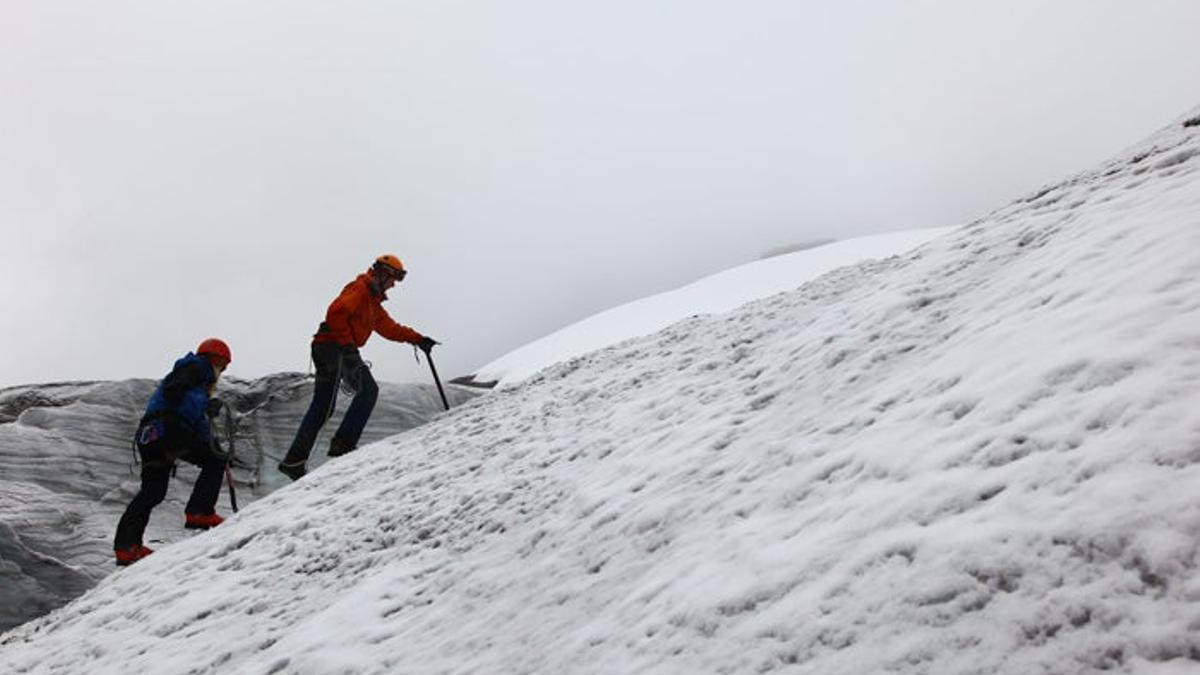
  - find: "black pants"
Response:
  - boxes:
[282,341,378,465]
[113,432,224,550]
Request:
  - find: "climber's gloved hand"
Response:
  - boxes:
[417,336,439,354]
[205,398,225,418]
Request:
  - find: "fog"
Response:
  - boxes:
[2,1,1198,385]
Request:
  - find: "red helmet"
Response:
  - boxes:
[196,338,232,363]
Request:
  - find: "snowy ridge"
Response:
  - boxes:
[3,108,1200,674]
[474,228,953,387]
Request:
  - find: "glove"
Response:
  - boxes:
[205,398,225,418]
[417,335,439,354]
[208,437,231,462]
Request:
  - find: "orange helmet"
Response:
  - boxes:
[196,338,232,363]
[373,254,406,281]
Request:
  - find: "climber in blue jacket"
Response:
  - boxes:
[113,338,232,566]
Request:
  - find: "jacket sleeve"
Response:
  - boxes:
[162,361,214,407]
[374,306,422,344]
[324,283,367,345]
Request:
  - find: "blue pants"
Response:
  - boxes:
[283,341,378,464]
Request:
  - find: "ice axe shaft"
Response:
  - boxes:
[426,351,450,411]
[206,398,239,513]
[225,465,239,513]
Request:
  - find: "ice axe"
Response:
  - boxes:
[206,398,240,513]
[418,340,450,411]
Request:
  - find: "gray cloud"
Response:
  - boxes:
[3,1,1199,385]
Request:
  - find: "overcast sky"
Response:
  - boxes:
[2,1,1199,386]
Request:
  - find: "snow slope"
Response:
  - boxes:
[4,108,1200,674]
[0,375,476,631]
[474,228,952,387]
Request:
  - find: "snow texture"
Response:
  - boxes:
[3,108,1200,674]
[0,374,475,631]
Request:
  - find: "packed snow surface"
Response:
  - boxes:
[4,109,1200,674]
[474,228,951,386]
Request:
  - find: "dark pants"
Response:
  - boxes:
[113,430,224,550]
[282,341,378,465]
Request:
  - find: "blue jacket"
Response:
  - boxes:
[142,352,215,446]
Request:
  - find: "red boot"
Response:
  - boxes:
[115,544,154,567]
[185,512,225,530]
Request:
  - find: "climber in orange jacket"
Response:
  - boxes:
[278,254,437,480]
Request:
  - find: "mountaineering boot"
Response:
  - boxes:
[277,459,306,481]
[327,437,357,458]
[115,544,154,567]
[185,512,225,530]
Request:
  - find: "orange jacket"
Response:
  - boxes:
[313,272,422,347]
